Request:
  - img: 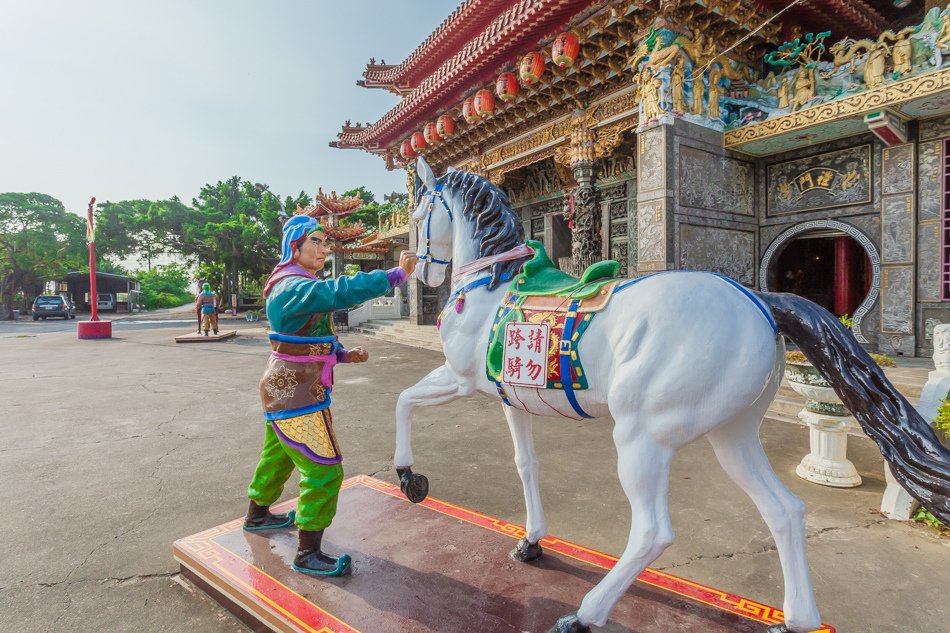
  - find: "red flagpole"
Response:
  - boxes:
[88,197,99,322]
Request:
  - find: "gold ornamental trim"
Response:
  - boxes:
[725,69,950,149]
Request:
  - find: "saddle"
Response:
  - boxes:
[486,242,624,396]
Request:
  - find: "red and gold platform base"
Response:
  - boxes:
[173,476,835,633]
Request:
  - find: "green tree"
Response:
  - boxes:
[95,199,167,269]
[133,263,194,310]
[0,193,86,318]
[340,187,380,228]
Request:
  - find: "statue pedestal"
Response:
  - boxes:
[77,320,112,339]
[173,475,836,633]
[174,330,237,343]
[795,410,863,488]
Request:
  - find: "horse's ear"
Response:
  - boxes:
[416,157,436,191]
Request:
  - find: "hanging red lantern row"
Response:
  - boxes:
[473,88,495,118]
[423,121,441,145]
[400,139,415,159]
[552,32,579,69]
[495,72,520,102]
[462,97,479,124]
[437,114,456,138]
[410,131,427,152]
[519,51,545,85]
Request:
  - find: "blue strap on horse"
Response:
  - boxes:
[419,182,452,266]
[559,298,593,419]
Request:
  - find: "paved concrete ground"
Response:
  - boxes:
[0,319,946,633]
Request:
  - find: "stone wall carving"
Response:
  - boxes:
[882,144,915,195]
[918,141,942,222]
[638,127,665,193]
[766,144,871,215]
[679,224,755,285]
[598,154,636,181]
[881,266,914,334]
[678,146,753,215]
[918,222,941,302]
[881,194,915,264]
[920,114,950,141]
[760,219,880,344]
[504,160,565,205]
[637,200,666,271]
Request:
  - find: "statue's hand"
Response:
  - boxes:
[399,251,419,276]
[347,346,369,363]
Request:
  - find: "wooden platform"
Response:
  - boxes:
[173,476,835,633]
[175,330,237,343]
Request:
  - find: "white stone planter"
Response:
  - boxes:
[784,361,862,488]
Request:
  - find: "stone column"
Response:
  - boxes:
[635,122,675,275]
[879,143,917,356]
[570,162,600,276]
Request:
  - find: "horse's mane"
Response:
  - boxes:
[427,169,529,290]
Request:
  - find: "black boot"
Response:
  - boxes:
[243,500,295,531]
[292,529,351,577]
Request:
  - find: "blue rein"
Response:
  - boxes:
[418,182,453,266]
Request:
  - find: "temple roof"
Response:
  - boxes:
[333,0,594,153]
[333,0,926,160]
[360,0,514,93]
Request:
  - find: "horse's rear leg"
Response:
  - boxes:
[555,434,675,632]
[502,406,547,562]
[706,414,821,633]
[394,364,464,502]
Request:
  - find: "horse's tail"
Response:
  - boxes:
[756,291,950,524]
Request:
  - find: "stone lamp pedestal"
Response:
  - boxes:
[785,361,862,488]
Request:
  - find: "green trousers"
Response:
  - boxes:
[247,422,344,531]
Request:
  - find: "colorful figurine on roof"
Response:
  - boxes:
[243,211,418,577]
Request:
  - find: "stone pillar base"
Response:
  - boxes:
[795,410,862,488]
[880,462,918,519]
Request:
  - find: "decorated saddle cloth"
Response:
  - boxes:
[486,241,622,391]
[260,312,343,465]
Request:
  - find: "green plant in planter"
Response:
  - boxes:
[785,350,895,367]
[934,390,950,441]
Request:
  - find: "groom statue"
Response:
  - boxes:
[243,214,417,577]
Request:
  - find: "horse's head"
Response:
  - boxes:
[411,156,527,290]
[412,157,457,287]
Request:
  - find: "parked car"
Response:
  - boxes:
[32,295,75,320]
[96,293,116,312]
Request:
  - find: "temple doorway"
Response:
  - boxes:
[772,230,871,317]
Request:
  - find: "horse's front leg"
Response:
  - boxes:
[394,364,465,503]
[503,405,547,563]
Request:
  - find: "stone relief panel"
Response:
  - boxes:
[919,115,950,141]
[598,153,635,182]
[504,159,565,206]
[918,141,941,222]
[638,128,665,193]
[679,224,755,286]
[881,266,914,334]
[882,144,914,195]
[766,144,871,216]
[637,200,666,271]
[678,147,754,215]
[881,194,914,264]
[918,222,941,302]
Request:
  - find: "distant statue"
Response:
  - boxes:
[934,324,950,373]
[691,73,705,115]
[670,56,687,113]
[640,67,663,120]
[195,283,219,336]
[891,30,913,77]
[707,67,722,119]
[778,76,789,109]
[792,67,815,110]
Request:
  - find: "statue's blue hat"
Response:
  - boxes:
[277,215,323,267]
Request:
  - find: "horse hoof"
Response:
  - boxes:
[549,614,591,633]
[510,537,543,562]
[397,468,429,503]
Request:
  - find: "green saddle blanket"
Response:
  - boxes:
[511,240,620,298]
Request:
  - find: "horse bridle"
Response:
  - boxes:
[416,182,453,268]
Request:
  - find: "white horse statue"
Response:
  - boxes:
[394,157,950,633]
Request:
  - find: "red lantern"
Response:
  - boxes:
[437,114,456,138]
[552,32,579,69]
[462,97,479,124]
[519,51,545,85]
[411,131,427,152]
[495,72,520,102]
[424,121,441,145]
[473,88,495,118]
[400,139,415,159]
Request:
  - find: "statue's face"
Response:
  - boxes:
[293,230,330,274]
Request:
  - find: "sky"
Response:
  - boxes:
[0,0,457,215]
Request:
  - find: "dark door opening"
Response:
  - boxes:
[773,232,870,317]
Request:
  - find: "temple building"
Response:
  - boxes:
[332,0,949,357]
